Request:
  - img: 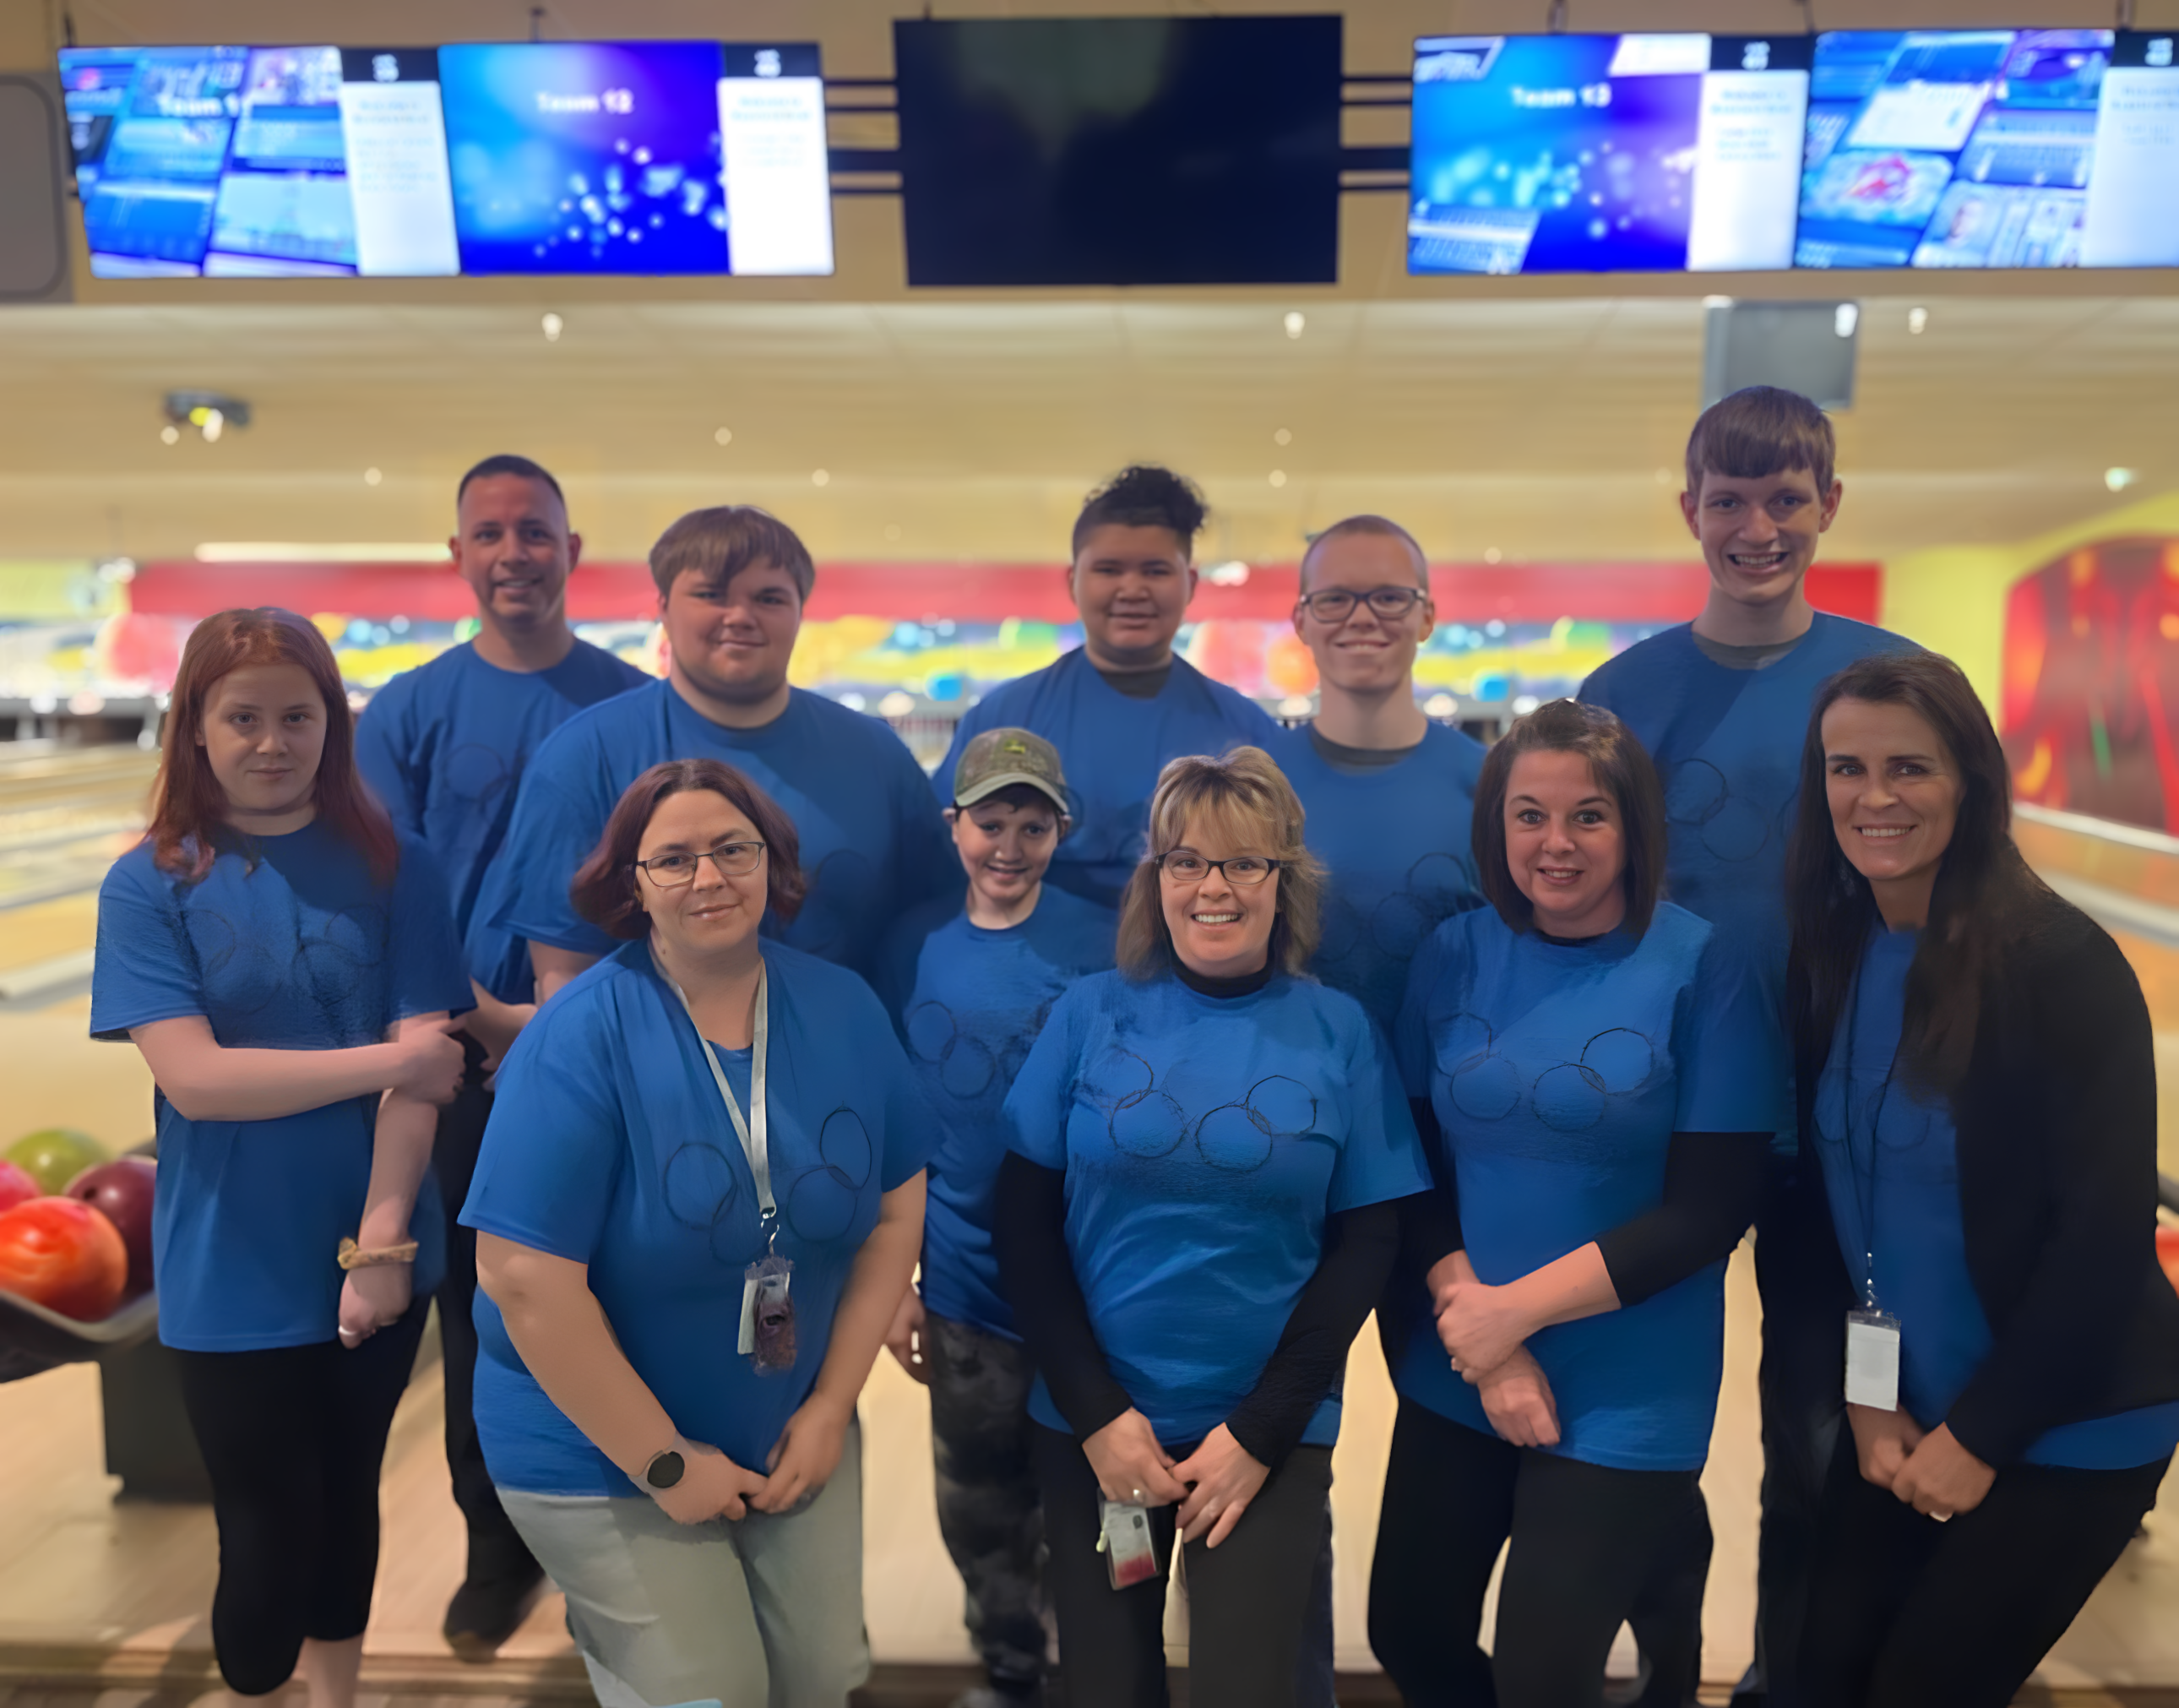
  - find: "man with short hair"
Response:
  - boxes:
[1279,515,1486,1036]
[480,504,955,1001]
[1582,386,1917,1707]
[356,453,649,1660]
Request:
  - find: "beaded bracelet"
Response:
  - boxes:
[337,1237,420,1271]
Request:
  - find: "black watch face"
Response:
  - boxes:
[646,1450,686,1490]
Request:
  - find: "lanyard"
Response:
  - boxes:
[1839,953,1903,1312]
[652,946,774,1233]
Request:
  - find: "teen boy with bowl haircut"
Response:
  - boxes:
[1277,515,1487,1036]
[356,454,648,1660]
[1579,385,1917,1707]
[476,504,955,999]
[933,465,1281,911]
[875,728,1116,1708]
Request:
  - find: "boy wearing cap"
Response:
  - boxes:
[878,728,1115,1708]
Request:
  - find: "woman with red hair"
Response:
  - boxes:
[90,608,471,1708]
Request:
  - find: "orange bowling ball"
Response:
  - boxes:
[0,1197,128,1322]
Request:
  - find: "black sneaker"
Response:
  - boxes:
[443,1564,547,1663]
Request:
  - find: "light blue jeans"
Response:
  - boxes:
[501,1417,868,1708]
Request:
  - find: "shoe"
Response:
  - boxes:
[443,1564,547,1663]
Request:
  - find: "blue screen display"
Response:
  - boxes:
[437,41,733,275]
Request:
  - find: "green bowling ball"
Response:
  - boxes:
[7,1129,108,1196]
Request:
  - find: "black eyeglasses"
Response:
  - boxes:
[636,840,768,886]
[1297,586,1427,623]
[1156,852,1280,886]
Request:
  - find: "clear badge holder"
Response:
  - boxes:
[740,1254,796,1373]
[1845,1307,1901,1412]
[1097,1495,1163,1590]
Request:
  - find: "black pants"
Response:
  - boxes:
[433,1065,540,1585]
[1793,1430,2171,1708]
[1031,1420,1334,1708]
[1368,1397,1708,1708]
[174,1305,428,1695]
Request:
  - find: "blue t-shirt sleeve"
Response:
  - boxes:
[1673,932,1790,1134]
[489,764,616,957]
[390,838,476,1020]
[354,688,424,839]
[90,857,200,1039]
[1003,985,1082,1169]
[1328,1014,1432,1213]
[461,1003,624,1259]
[1392,923,1453,1099]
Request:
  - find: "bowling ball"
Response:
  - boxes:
[0,1197,128,1322]
[65,1158,156,1298]
[0,1161,37,1216]
[6,1129,107,1196]
[2157,1226,2179,1297]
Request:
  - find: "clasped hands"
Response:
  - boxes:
[1430,1254,1562,1450]
[645,1391,855,1526]
[1082,1411,1267,1549]
[1846,1402,1995,1520]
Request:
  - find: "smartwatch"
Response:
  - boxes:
[642,1446,687,1491]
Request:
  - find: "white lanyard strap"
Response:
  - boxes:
[653,948,773,1224]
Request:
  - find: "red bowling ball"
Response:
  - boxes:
[0,1161,36,1217]
[65,1158,156,1299]
[0,1198,128,1323]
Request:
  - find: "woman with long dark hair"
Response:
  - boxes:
[91,607,471,1708]
[1785,650,2179,1707]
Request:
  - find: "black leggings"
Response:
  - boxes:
[1368,1397,1708,1708]
[1031,1421,1334,1708]
[174,1305,427,1695]
[1794,1429,2171,1708]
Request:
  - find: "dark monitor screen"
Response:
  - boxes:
[894,14,1343,286]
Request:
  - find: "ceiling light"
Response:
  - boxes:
[1277,694,1314,718]
[199,409,225,443]
[160,425,179,445]
[541,313,564,341]
[1702,294,1733,309]
[1512,694,1541,715]
[1484,547,1502,563]
[1269,470,1287,487]
[1284,311,1306,340]
[1908,306,1929,335]
[1274,427,1292,446]
[1423,693,1459,718]
[1834,302,1860,338]
[2106,467,2138,492]
[811,468,830,487]
[714,427,733,445]
[363,467,383,487]
[1204,560,1251,586]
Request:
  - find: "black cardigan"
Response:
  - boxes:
[1791,895,2179,1467]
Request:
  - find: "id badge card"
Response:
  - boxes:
[1097,1496,1163,1590]
[1845,1308,1902,1412]
[740,1254,796,1373]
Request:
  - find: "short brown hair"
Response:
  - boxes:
[649,505,816,603]
[571,759,807,940]
[1473,699,1666,940]
[1116,746,1323,978]
[1685,385,1836,501]
[1299,514,1428,591]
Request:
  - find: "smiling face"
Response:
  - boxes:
[197,661,327,827]
[663,558,803,708]
[1682,466,1841,615]
[1158,810,1281,979]
[634,787,769,966]
[1822,695,1963,927]
[451,474,579,630]
[949,792,1064,914]
[1070,523,1198,671]
[1294,530,1434,694]
[1503,748,1628,938]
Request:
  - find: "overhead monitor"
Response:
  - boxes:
[1797,29,2179,269]
[58,44,459,277]
[894,15,1343,287]
[1407,33,1812,275]
[437,41,832,276]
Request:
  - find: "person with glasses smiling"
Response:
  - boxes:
[460,758,932,1708]
[1278,514,1486,1037]
[994,748,1429,1707]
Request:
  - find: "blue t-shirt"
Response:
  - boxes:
[1393,903,1788,1471]
[1278,721,1489,1036]
[1814,927,2179,1471]
[90,824,472,1352]
[461,938,938,1496]
[1003,968,1431,1449]
[356,639,649,1002]
[879,884,1116,1340]
[935,649,1281,909]
[481,680,955,980]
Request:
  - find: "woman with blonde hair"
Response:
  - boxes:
[995,746,1429,1708]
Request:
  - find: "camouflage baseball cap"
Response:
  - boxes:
[952,726,1069,813]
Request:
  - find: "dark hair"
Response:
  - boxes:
[1472,699,1666,940]
[1116,747,1322,978]
[571,759,807,939]
[1685,386,1836,501]
[1785,651,2052,1095]
[149,608,397,884]
[457,453,565,507]
[649,505,816,603]
[1072,465,1209,559]
[1299,514,1429,591]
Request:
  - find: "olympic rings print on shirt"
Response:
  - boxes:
[661,1104,877,1262]
[1437,1010,1660,1134]
[1083,1047,1322,1172]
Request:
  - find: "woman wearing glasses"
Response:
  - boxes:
[996,747,1430,1708]
[461,758,931,1708]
